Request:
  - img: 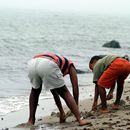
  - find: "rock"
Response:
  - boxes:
[51,112,57,116]
[2,128,9,130]
[102,40,121,48]
[126,96,129,101]
[76,69,88,74]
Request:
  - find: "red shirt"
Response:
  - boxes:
[33,52,74,76]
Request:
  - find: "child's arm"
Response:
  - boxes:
[106,84,115,100]
[92,83,99,111]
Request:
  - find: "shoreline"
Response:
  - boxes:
[0,85,93,130]
[1,80,130,130]
[32,80,130,130]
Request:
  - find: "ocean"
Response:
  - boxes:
[0,9,130,117]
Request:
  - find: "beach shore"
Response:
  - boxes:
[1,80,130,130]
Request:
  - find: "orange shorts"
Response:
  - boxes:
[98,58,130,89]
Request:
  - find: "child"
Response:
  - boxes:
[27,52,90,126]
[89,55,130,112]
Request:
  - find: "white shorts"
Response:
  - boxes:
[28,58,65,90]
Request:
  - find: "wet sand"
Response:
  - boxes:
[1,80,130,130]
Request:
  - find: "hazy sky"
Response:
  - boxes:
[0,0,130,15]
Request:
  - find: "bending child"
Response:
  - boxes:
[89,55,130,112]
[27,52,90,126]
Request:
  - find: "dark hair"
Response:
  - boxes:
[89,55,103,64]
[122,55,129,61]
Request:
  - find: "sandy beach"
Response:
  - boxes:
[1,80,130,130]
[0,7,130,130]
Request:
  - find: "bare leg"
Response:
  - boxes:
[50,89,66,123]
[98,85,109,113]
[56,85,90,126]
[28,87,42,124]
[112,81,124,110]
[92,84,99,111]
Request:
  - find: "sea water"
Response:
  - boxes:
[0,9,130,116]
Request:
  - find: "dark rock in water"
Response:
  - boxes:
[76,69,86,74]
[102,40,121,48]
[76,69,90,74]
[2,128,9,130]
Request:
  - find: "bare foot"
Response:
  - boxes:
[27,121,34,125]
[60,111,74,123]
[91,106,97,111]
[79,118,91,126]
[91,104,97,111]
[60,113,66,123]
[112,104,119,110]
[99,108,110,113]
[106,93,113,100]
[27,118,35,125]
